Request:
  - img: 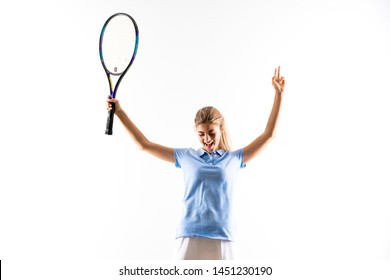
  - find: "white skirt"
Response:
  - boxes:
[173,237,236,260]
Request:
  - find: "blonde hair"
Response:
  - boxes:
[194,106,232,151]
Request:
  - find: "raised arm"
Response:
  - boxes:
[107,98,175,163]
[243,66,286,164]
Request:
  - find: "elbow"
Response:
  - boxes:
[265,129,276,141]
[139,139,156,153]
[137,143,146,151]
[136,139,150,151]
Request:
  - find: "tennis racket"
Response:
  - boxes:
[99,12,139,135]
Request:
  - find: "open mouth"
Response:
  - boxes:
[204,142,214,151]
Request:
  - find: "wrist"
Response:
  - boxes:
[275,89,283,96]
[115,108,125,116]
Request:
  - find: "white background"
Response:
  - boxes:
[1,0,390,266]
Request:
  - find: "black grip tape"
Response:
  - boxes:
[105,102,115,135]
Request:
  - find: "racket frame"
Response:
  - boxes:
[99,12,139,135]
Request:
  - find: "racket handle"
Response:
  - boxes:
[105,102,115,135]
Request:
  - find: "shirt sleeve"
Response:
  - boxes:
[173,148,188,168]
[232,148,246,168]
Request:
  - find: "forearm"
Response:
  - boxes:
[115,109,149,149]
[264,91,282,137]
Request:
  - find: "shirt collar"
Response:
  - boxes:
[196,148,226,157]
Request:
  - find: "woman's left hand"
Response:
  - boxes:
[272,66,286,94]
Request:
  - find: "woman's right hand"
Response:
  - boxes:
[106,96,123,115]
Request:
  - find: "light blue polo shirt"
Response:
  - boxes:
[173,147,246,241]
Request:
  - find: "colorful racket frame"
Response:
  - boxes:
[99,12,139,135]
[99,12,139,99]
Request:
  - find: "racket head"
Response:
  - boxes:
[99,12,139,98]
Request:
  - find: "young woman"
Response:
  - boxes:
[106,66,286,260]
